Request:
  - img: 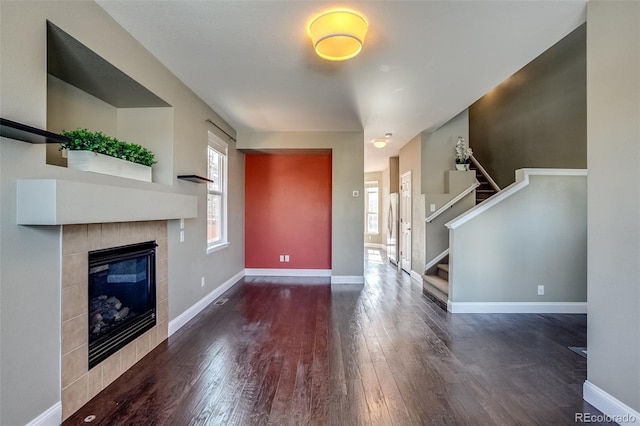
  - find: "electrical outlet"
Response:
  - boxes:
[279,255,284,262]
[284,255,290,262]
[538,285,544,296]
[201,276,205,288]
[430,203,436,212]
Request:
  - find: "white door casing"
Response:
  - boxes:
[400,171,412,273]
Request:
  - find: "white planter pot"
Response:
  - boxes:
[67,150,152,182]
[455,163,469,171]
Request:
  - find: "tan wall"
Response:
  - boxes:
[389,156,399,193]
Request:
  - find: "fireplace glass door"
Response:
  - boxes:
[88,241,157,368]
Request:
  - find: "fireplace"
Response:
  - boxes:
[88,241,157,368]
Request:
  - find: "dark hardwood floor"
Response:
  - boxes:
[64,248,609,425]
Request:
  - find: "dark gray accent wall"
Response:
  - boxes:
[469,24,586,188]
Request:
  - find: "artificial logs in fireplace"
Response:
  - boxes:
[88,241,157,368]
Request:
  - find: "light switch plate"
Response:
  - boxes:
[353,190,359,197]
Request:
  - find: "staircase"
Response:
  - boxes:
[469,162,498,204]
[422,156,500,311]
[422,262,449,310]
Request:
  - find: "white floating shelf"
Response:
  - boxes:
[17,179,197,225]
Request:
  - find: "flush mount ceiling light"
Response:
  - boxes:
[307,9,368,61]
[373,138,387,149]
[373,132,392,148]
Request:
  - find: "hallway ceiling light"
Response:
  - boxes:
[373,138,386,149]
[307,9,368,61]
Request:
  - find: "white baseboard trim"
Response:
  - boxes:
[244,268,331,277]
[331,275,365,284]
[168,270,244,337]
[364,243,385,250]
[26,402,61,426]
[583,381,640,424]
[447,301,587,314]
[410,270,422,283]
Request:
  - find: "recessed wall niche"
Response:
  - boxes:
[46,21,174,185]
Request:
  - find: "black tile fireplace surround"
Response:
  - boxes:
[88,241,157,369]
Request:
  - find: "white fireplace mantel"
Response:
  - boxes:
[17,179,197,225]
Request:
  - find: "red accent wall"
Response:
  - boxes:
[245,153,332,269]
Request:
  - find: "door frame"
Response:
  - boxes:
[400,171,412,273]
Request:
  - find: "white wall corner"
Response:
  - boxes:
[583,381,640,425]
[168,270,244,336]
[25,402,61,426]
[410,270,422,284]
[331,275,365,284]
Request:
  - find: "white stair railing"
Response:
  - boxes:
[470,155,501,192]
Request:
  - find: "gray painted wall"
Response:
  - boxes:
[449,174,587,303]
[237,132,364,279]
[46,75,118,167]
[421,110,470,194]
[469,24,587,188]
[399,134,424,274]
[0,2,244,424]
[586,1,640,412]
[421,110,474,267]
[425,193,474,266]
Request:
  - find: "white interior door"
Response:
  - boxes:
[400,171,412,273]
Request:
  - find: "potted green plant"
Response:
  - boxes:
[60,128,156,182]
[454,136,473,171]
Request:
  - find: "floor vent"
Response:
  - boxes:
[214,298,228,305]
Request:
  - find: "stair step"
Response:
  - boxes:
[436,263,449,280]
[423,274,449,295]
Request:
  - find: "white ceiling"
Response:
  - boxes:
[97,1,586,172]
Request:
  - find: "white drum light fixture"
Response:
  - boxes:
[373,133,392,148]
[373,139,386,148]
[307,9,368,61]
